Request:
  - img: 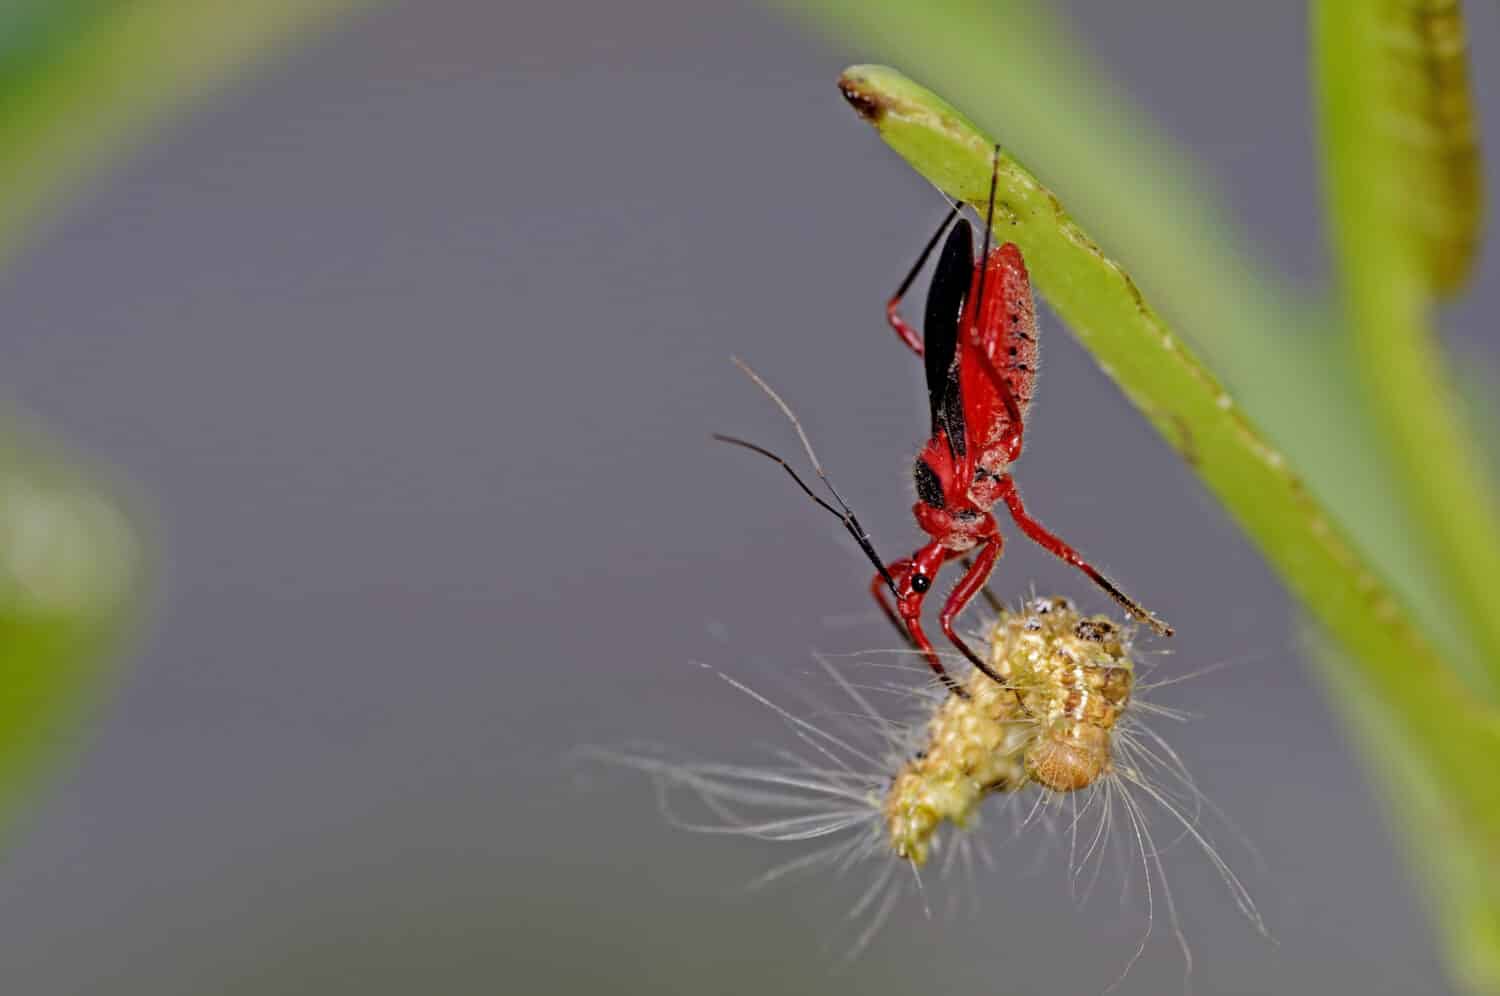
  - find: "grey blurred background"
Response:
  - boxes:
[1,1,1496,992]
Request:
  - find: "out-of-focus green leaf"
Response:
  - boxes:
[1312,635,1500,994]
[0,0,383,267]
[1313,3,1497,987]
[0,0,377,833]
[1316,0,1482,295]
[0,420,140,832]
[1314,0,1499,696]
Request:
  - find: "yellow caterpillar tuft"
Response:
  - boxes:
[884,596,1134,864]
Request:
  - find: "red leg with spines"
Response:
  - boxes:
[936,537,1009,685]
[995,475,1173,636]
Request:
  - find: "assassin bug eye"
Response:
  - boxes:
[910,574,931,593]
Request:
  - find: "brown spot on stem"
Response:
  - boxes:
[837,73,885,123]
[1170,413,1198,467]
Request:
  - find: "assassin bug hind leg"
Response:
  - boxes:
[995,475,1174,637]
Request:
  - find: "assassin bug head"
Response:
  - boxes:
[712,357,901,603]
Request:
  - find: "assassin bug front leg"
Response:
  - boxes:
[871,146,1173,686]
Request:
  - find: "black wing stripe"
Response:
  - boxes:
[914,457,945,509]
[923,220,972,454]
[940,363,965,457]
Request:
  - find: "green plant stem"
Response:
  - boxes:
[836,60,1499,869]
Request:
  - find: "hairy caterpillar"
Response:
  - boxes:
[596,596,1263,977]
[885,597,1136,864]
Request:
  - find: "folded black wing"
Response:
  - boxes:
[922,219,973,456]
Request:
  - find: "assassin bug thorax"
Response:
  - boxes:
[717,147,1170,695]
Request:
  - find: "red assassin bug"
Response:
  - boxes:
[867,146,1173,690]
[715,148,1170,695]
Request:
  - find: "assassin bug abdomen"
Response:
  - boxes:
[870,148,1173,691]
[907,238,1036,518]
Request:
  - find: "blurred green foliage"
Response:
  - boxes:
[0,1,376,837]
[784,1,1497,991]
[0,423,137,829]
[0,0,380,267]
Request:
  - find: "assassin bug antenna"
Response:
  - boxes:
[713,357,902,603]
[712,429,897,597]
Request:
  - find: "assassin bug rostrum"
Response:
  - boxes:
[719,147,1171,694]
